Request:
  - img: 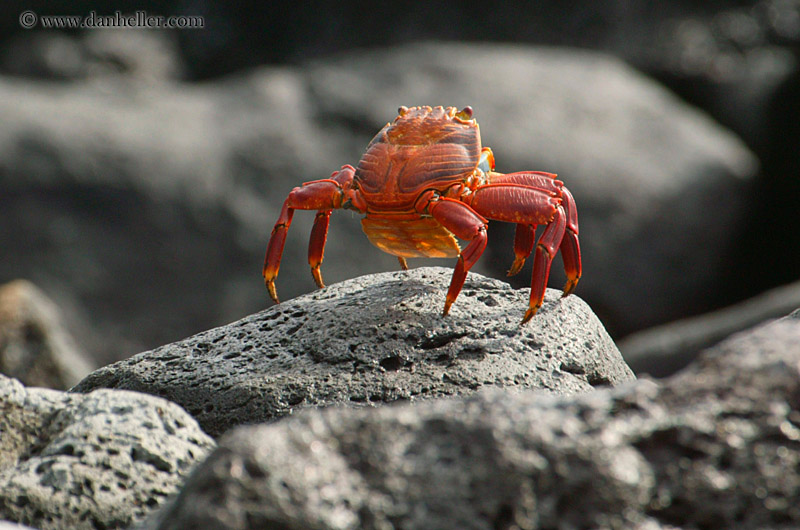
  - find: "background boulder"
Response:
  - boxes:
[0,280,94,389]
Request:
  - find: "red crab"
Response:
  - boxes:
[263,105,581,323]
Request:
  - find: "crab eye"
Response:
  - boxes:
[397,106,409,116]
[456,106,473,120]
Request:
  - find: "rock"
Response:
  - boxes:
[73,267,633,438]
[631,1,800,296]
[0,43,758,363]
[621,277,800,377]
[1,29,185,81]
[0,523,35,530]
[0,59,353,364]
[139,311,800,530]
[0,280,95,389]
[0,375,215,530]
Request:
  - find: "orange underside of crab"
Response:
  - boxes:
[263,105,581,323]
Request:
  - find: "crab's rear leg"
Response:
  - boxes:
[263,166,356,303]
[422,194,488,316]
[465,182,573,323]
[525,205,567,322]
[508,223,536,277]
[557,186,581,297]
[488,171,581,296]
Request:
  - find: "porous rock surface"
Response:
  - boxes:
[0,375,215,530]
[74,267,633,437]
[141,311,800,530]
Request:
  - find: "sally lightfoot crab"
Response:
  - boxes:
[263,105,582,323]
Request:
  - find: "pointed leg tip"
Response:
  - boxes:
[266,280,280,304]
[311,267,325,289]
[506,259,524,277]
[521,305,540,324]
[442,299,454,317]
[561,278,580,298]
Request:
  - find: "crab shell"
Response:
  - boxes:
[356,106,484,258]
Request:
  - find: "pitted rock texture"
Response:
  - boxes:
[74,267,632,437]
[140,311,800,530]
[0,375,215,530]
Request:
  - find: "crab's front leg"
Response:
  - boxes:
[308,210,332,288]
[417,191,489,316]
[263,165,358,303]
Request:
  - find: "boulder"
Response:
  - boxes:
[621,277,800,377]
[0,280,95,389]
[140,311,800,529]
[73,267,633,438]
[631,2,800,298]
[0,375,215,529]
[0,56,361,364]
[0,29,185,81]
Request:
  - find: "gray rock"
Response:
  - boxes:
[0,375,215,530]
[140,311,800,530]
[1,29,184,81]
[73,267,633,438]
[0,43,758,363]
[0,280,95,389]
[0,522,35,530]
[621,278,800,377]
[0,57,352,364]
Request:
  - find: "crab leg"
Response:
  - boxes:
[525,205,567,323]
[263,203,294,303]
[508,223,536,276]
[308,210,332,288]
[263,168,354,303]
[425,196,488,316]
[488,170,562,192]
[487,172,581,294]
[465,182,575,322]
[557,186,581,296]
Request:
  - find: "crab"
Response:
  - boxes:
[263,105,581,323]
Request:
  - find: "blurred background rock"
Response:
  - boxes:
[1,0,798,374]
